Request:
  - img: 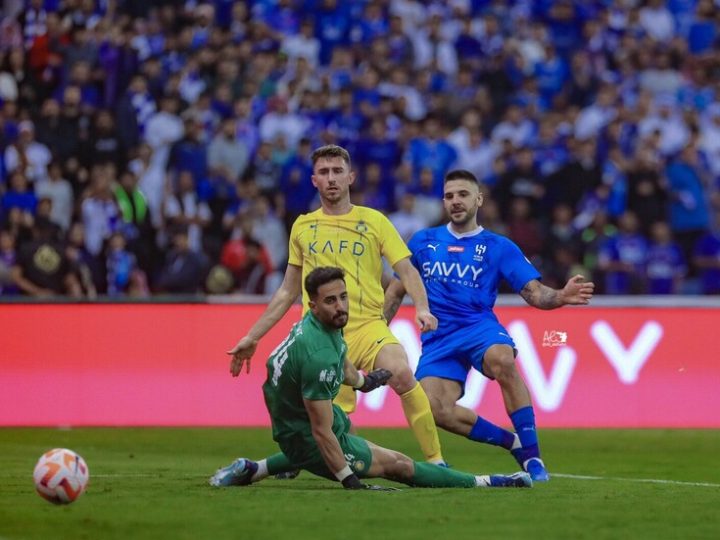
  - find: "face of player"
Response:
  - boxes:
[311,156,355,205]
[443,179,483,231]
[309,279,349,329]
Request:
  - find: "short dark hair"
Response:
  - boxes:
[444,169,479,184]
[305,267,345,299]
[311,145,351,167]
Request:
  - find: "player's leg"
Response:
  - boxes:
[373,342,444,464]
[209,452,295,487]
[482,343,549,482]
[420,376,516,450]
[363,439,531,488]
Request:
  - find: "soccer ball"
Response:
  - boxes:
[33,448,89,504]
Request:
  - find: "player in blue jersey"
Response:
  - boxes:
[384,169,595,482]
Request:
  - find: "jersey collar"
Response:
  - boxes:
[446,223,484,239]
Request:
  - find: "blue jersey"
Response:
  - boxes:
[407,225,541,339]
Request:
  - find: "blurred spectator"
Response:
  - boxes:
[34,161,73,231]
[646,221,686,295]
[11,217,81,297]
[129,144,166,228]
[694,213,720,295]
[81,166,119,256]
[506,197,544,260]
[546,138,602,212]
[81,110,125,169]
[389,193,427,242]
[639,0,676,43]
[106,231,138,297]
[4,121,51,184]
[208,117,250,184]
[665,144,711,270]
[221,234,273,294]
[248,196,287,291]
[164,170,211,255]
[248,141,282,196]
[144,95,185,171]
[598,211,649,294]
[114,169,157,274]
[1,172,37,217]
[0,229,19,296]
[626,145,667,232]
[156,225,207,294]
[494,146,545,219]
[404,115,457,195]
[65,222,98,298]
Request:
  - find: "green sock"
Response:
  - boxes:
[266,452,295,475]
[408,462,476,488]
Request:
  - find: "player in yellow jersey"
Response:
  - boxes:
[227,144,446,467]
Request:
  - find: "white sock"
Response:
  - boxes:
[251,459,269,483]
[474,475,491,487]
[511,434,522,450]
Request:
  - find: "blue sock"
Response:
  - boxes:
[468,416,516,449]
[510,406,540,459]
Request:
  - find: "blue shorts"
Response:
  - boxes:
[415,318,515,391]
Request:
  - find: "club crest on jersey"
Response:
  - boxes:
[448,246,465,253]
[355,220,368,233]
[474,244,487,262]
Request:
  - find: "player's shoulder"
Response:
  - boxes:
[353,205,392,225]
[478,228,517,249]
[289,209,321,234]
[408,225,447,248]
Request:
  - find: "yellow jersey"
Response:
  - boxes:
[288,205,411,334]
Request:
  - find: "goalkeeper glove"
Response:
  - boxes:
[341,474,400,491]
[353,369,393,393]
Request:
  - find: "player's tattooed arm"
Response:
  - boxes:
[520,275,594,309]
[519,279,565,310]
[383,278,406,323]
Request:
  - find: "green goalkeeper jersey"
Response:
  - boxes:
[262,312,351,465]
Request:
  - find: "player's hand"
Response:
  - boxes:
[415,309,438,333]
[562,275,595,305]
[358,369,393,392]
[227,336,259,376]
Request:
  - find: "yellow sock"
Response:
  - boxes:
[400,382,444,462]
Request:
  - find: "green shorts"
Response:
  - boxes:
[284,432,374,480]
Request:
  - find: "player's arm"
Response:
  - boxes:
[383,278,406,323]
[519,275,595,310]
[303,397,365,489]
[392,257,437,332]
[227,263,303,375]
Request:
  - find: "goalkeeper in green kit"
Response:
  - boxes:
[210,267,532,490]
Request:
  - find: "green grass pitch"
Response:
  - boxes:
[1,428,718,540]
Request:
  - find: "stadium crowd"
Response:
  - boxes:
[0,0,719,298]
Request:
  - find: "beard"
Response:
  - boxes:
[331,312,349,328]
[448,206,477,226]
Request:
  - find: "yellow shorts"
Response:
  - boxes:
[333,320,400,414]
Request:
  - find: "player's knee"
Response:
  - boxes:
[485,354,517,382]
[388,365,416,394]
[386,453,414,480]
[429,400,454,429]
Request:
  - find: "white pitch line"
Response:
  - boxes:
[554,473,720,488]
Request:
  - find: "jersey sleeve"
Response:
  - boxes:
[499,238,542,292]
[378,213,412,267]
[300,350,340,401]
[287,217,304,267]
